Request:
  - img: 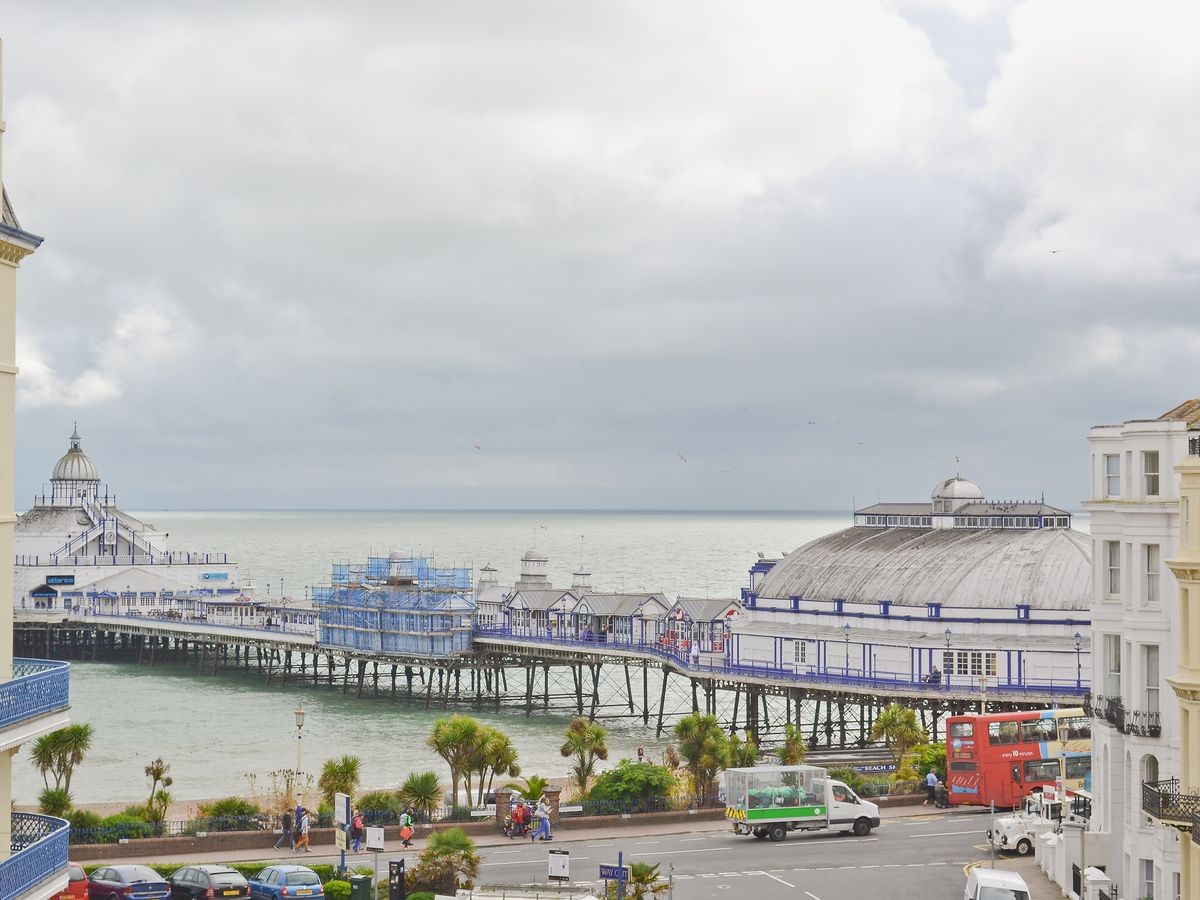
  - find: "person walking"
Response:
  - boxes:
[399,806,415,849]
[924,770,937,807]
[350,808,363,853]
[294,807,312,853]
[531,797,552,842]
[273,808,293,850]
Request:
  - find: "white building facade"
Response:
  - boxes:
[1081,404,1194,900]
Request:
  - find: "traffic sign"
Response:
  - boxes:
[599,864,630,880]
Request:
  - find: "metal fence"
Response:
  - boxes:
[0,658,70,730]
[0,813,70,899]
[1142,777,1200,825]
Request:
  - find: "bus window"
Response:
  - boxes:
[1059,716,1091,741]
[949,721,974,738]
[1065,757,1092,780]
[989,721,1020,745]
[950,761,977,772]
[1023,760,1059,782]
[1020,719,1057,743]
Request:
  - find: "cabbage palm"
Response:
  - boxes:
[477,728,520,804]
[672,713,731,805]
[427,715,481,805]
[30,724,93,793]
[560,717,609,797]
[318,754,362,806]
[504,774,550,803]
[606,862,670,899]
[778,723,808,766]
[870,703,927,771]
[398,771,442,819]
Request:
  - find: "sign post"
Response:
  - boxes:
[548,849,569,883]
[334,793,351,875]
[366,827,385,889]
[599,854,631,899]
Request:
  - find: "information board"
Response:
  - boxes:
[548,849,570,882]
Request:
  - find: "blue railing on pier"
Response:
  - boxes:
[0,659,70,729]
[472,627,1089,697]
[0,813,70,898]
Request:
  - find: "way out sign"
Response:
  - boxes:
[548,849,570,882]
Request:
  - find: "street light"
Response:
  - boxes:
[294,704,306,805]
[1074,631,1083,690]
[844,623,851,678]
[944,628,952,687]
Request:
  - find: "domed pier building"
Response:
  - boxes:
[14,427,244,613]
[733,472,1091,701]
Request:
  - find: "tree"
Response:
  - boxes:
[409,827,481,895]
[144,758,173,807]
[428,715,481,805]
[318,755,362,806]
[607,862,670,899]
[560,718,609,798]
[909,742,946,783]
[587,759,676,808]
[672,713,731,805]
[728,731,758,768]
[473,727,520,804]
[38,787,72,818]
[398,771,443,819]
[504,774,550,804]
[778,723,807,766]
[30,725,93,792]
[870,703,928,771]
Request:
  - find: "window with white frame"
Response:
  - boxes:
[1143,450,1160,496]
[1145,544,1160,604]
[1140,859,1154,900]
[1105,634,1122,696]
[1144,644,1160,714]
[969,652,983,676]
[794,640,807,664]
[1104,454,1120,497]
[1106,541,1121,596]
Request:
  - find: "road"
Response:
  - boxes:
[268,810,992,899]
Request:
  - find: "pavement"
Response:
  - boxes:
[80,803,1072,899]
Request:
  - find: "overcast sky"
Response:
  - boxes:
[2,1,1198,510]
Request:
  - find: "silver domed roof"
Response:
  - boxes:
[522,548,548,562]
[932,475,984,500]
[50,425,100,483]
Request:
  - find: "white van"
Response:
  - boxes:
[964,867,1031,900]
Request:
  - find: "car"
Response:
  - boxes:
[167,865,250,899]
[248,865,324,900]
[964,867,1031,900]
[56,862,88,900]
[87,865,171,900]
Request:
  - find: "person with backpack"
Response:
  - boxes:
[399,805,415,849]
[350,808,364,853]
[273,808,294,850]
[294,807,312,853]
[531,797,552,842]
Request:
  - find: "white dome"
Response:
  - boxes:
[522,548,548,562]
[931,475,984,501]
[51,426,100,483]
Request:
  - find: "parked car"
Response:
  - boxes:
[56,862,88,900]
[248,866,324,900]
[167,865,250,899]
[88,865,170,900]
[964,867,1031,900]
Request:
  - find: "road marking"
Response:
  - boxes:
[485,856,590,866]
[753,871,796,888]
[587,842,616,847]
[861,865,879,869]
[631,847,731,857]
[910,830,982,837]
[634,840,662,845]
[490,849,522,855]
[679,837,708,842]
[804,892,822,900]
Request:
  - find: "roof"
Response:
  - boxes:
[855,501,1069,517]
[2,186,19,229]
[855,503,932,516]
[731,618,1085,649]
[507,588,576,610]
[475,585,510,607]
[670,597,741,621]
[754,525,1091,610]
[572,592,668,617]
[1159,398,1200,428]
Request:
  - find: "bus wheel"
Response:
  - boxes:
[768,824,787,842]
[852,818,872,836]
[1016,838,1032,856]
[752,828,767,839]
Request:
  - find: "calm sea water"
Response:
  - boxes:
[15,510,851,806]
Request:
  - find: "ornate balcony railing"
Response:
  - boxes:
[1071,793,1092,821]
[1142,778,1200,829]
[0,659,71,730]
[0,813,70,898]
[1194,811,1200,845]
[1085,693,1160,737]
[1126,708,1162,737]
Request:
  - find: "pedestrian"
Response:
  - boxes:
[295,807,312,853]
[350,808,363,853]
[935,780,949,809]
[531,796,552,842]
[924,770,937,806]
[273,808,293,850]
[399,805,415,849]
[690,641,700,669]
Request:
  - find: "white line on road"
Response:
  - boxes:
[805,891,823,900]
[679,837,708,842]
[634,841,662,845]
[486,856,591,866]
[587,842,616,847]
[909,830,984,838]
[753,871,796,888]
[630,847,732,857]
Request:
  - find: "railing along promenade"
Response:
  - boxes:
[0,659,70,730]
[0,813,70,898]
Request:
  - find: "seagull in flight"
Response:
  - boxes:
[1050,250,1063,254]
[473,442,481,450]
[679,454,688,463]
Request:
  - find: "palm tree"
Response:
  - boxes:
[870,703,928,771]
[398,771,442,819]
[318,754,362,806]
[560,717,609,798]
[778,723,808,766]
[608,862,670,899]
[412,827,481,895]
[728,731,758,768]
[30,735,57,789]
[57,724,93,794]
[144,757,173,808]
[38,787,72,818]
[504,774,550,804]
[427,715,481,805]
[477,728,520,804]
[672,713,731,805]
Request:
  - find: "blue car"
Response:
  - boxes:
[88,865,170,900]
[248,866,324,900]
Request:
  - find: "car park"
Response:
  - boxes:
[167,865,250,899]
[87,865,171,900]
[248,865,324,900]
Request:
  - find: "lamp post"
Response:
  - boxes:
[944,628,952,688]
[294,704,306,805]
[1074,631,1083,690]
[843,623,851,678]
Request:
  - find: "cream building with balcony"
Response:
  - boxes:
[0,39,73,899]
[1082,401,1200,900]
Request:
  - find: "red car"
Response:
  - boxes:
[57,863,88,900]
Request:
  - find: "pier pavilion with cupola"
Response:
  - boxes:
[733,473,1092,701]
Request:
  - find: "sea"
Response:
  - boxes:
[13,509,852,808]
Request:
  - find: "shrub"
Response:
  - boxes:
[38,787,72,817]
[68,809,102,831]
[93,813,155,842]
[357,790,404,819]
[587,759,676,809]
[409,827,480,895]
[827,767,866,794]
[323,880,351,900]
[197,796,262,818]
[908,742,946,783]
[407,894,435,900]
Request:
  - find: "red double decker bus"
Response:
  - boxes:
[945,707,1090,808]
